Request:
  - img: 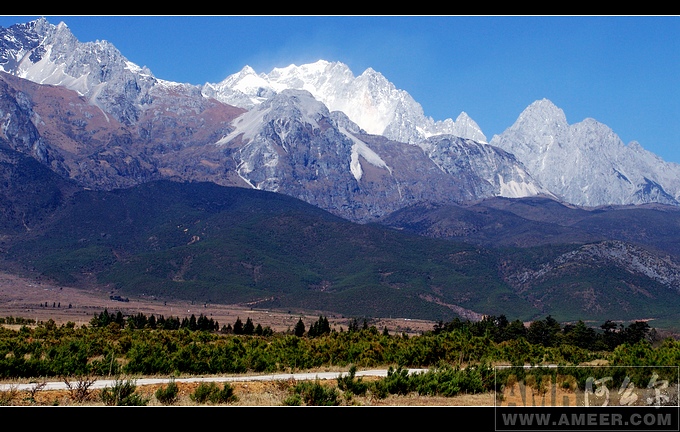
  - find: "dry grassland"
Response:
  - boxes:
[0,271,435,335]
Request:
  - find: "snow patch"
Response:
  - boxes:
[217,108,267,145]
[498,177,541,198]
[342,127,390,181]
[497,167,542,198]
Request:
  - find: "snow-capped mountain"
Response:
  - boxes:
[2,17,680,223]
[490,99,680,207]
[0,18,166,125]
[202,60,488,144]
[0,17,549,223]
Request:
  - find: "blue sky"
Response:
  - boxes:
[1,15,679,163]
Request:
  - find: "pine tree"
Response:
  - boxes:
[233,317,244,335]
[294,318,305,337]
[308,315,331,337]
[321,316,331,334]
[115,311,125,327]
[243,317,255,335]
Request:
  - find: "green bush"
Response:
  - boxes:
[291,379,339,406]
[282,393,302,406]
[190,381,238,404]
[189,382,214,404]
[210,382,238,404]
[416,366,478,396]
[375,366,413,396]
[154,378,179,405]
[100,378,149,406]
[337,364,368,396]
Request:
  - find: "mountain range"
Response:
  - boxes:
[2,17,680,328]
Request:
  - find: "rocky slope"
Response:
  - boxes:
[490,99,680,207]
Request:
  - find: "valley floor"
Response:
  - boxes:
[0,271,436,335]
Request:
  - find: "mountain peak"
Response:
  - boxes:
[491,97,680,208]
[6,17,680,216]
[522,98,566,121]
[28,16,53,32]
[240,65,257,75]
[451,112,487,143]
[218,88,330,146]
[205,60,487,143]
[510,98,568,134]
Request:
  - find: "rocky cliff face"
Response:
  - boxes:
[504,240,680,292]
[490,99,680,207]
[0,70,249,190]
[0,68,545,223]
[213,89,548,222]
[1,18,158,126]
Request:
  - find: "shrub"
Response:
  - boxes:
[100,378,149,406]
[210,382,238,404]
[155,378,179,405]
[371,364,491,398]
[190,382,214,404]
[0,385,19,406]
[337,364,368,396]
[291,379,339,406]
[376,366,413,396]
[190,381,238,404]
[63,375,97,403]
[282,393,302,406]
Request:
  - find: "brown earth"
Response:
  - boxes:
[0,375,497,407]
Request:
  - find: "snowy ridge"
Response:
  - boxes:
[0,17,162,125]
[203,60,488,144]
[422,134,553,200]
[218,88,328,146]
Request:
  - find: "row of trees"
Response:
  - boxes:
[91,310,339,338]
[89,309,291,337]
[74,310,664,351]
[90,309,220,332]
[226,317,274,336]
[78,310,663,352]
[432,314,654,351]
[293,316,332,337]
